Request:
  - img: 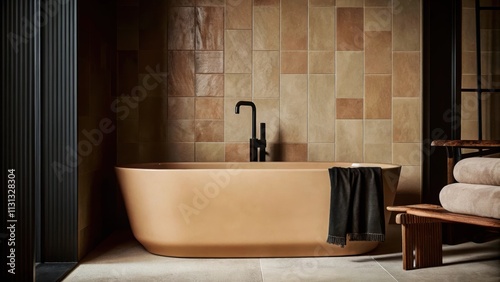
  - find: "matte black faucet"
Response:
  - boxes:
[235,101,267,162]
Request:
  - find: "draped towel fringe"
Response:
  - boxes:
[327,233,385,248]
[327,235,347,248]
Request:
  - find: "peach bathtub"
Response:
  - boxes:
[115,162,401,258]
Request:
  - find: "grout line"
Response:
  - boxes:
[259,258,265,282]
[372,256,399,282]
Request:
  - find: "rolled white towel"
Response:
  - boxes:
[453,157,500,186]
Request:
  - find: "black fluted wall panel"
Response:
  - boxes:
[40,0,78,262]
[1,0,38,280]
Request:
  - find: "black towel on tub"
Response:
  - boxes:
[326,167,385,247]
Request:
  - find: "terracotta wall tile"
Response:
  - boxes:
[309,74,335,142]
[310,0,335,6]
[225,98,252,142]
[393,0,420,51]
[308,143,335,161]
[280,74,308,143]
[365,7,392,31]
[195,97,224,119]
[309,7,335,50]
[281,0,308,50]
[254,51,280,98]
[196,74,224,96]
[337,8,363,51]
[335,120,363,162]
[336,51,364,98]
[167,97,195,119]
[195,51,224,73]
[225,143,249,162]
[254,6,280,50]
[365,31,392,74]
[195,120,224,141]
[309,51,335,74]
[167,51,195,96]
[196,7,224,50]
[336,98,363,119]
[225,74,252,98]
[168,7,195,50]
[281,51,308,74]
[365,74,391,119]
[393,98,421,142]
[393,52,420,97]
[281,144,308,161]
[195,142,225,162]
[226,0,252,29]
[225,30,252,73]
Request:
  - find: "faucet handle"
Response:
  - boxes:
[260,123,266,142]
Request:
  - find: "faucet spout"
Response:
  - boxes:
[235,101,256,141]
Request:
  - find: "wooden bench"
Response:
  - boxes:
[387,204,500,270]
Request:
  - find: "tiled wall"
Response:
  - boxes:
[461,0,500,140]
[116,0,422,201]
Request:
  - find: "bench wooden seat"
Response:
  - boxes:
[387,204,500,270]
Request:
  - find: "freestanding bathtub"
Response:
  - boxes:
[115,162,401,258]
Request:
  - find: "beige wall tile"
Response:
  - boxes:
[336,98,363,119]
[281,74,308,143]
[481,52,500,75]
[226,0,252,29]
[168,7,195,50]
[254,51,280,98]
[195,120,224,141]
[196,0,225,6]
[281,51,308,74]
[281,144,308,161]
[225,30,252,73]
[309,7,335,50]
[195,51,223,73]
[365,119,392,144]
[336,51,364,98]
[225,143,249,162]
[393,0,420,51]
[196,74,224,96]
[281,0,308,50]
[167,120,195,142]
[117,51,138,96]
[117,119,139,143]
[365,7,392,31]
[225,74,252,98]
[167,142,195,162]
[461,120,478,140]
[309,51,335,74]
[167,51,195,96]
[254,99,281,143]
[393,143,421,166]
[462,51,477,75]
[481,30,500,52]
[335,120,363,162]
[254,6,280,50]
[393,52,420,97]
[337,8,363,51]
[393,98,421,142]
[310,0,335,6]
[364,143,392,164]
[195,6,224,51]
[255,0,280,5]
[195,142,225,161]
[365,0,390,6]
[138,142,170,162]
[462,8,476,52]
[116,142,140,165]
[195,97,224,119]
[461,92,478,121]
[394,165,421,205]
[365,74,391,119]
[336,0,362,6]
[139,97,166,142]
[309,75,335,142]
[168,0,196,7]
[168,97,195,119]
[225,98,252,142]
[365,31,392,74]
[308,143,335,161]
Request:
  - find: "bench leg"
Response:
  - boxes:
[397,213,443,270]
